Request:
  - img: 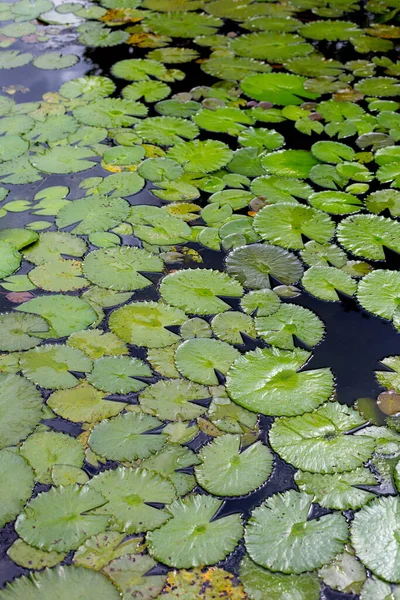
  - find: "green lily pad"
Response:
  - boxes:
[167,140,233,174]
[89,412,165,461]
[226,347,332,416]
[73,98,147,128]
[300,19,360,40]
[88,466,176,533]
[32,52,79,70]
[195,434,273,496]
[211,311,256,344]
[7,538,66,570]
[308,191,363,215]
[269,402,375,473]
[294,467,378,510]
[0,373,43,449]
[16,295,97,338]
[175,338,240,385]
[47,380,126,423]
[67,330,128,360]
[0,313,48,351]
[300,240,347,268]
[240,555,321,600]
[16,485,109,552]
[147,494,243,568]
[357,269,400,323]
[302,266,357,301]
[255,304,325,350]
[20,430,84,484]
[351,496,400,582]
[0,135,29,162]
[318,550,367,595]
[241,73,318,105]
[139,378,208,421]
[30,146,96,175]
[109,301,186,347]
[231,32,313,62]
[192,107,253,136]
[241,289,281,317]
[337,214,400,260]
[135,116,199,145]
[0,241,21,278]
[261,150,320,179]
[142,444,199,496]
[226,243,303,289]
[355,76,400,97]
[88,356,151,394]
[0,449,34,528]
[112,58,167,81]
[56,195,129,235]
[103,554,166,599]
[19,344,92,389]
[59,75,116,100]
[0,50,33,68]
[83,247,163,292]
[0,566,121,600]
[245,490,348,573]
[73,531,142,570]
[201,56,270,81]
[28,259,88,292]
[160,268,243,315]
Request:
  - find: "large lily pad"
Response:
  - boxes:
[19,344,92,389]
[357,270,400,323]
[245,490,348,574]
[255,304,325,350]
[56,195,130,235]
[226,347,333,416]
[337,214,400,260]
[269,402,375,473]
[0,313,48,351]
[241,73,318,105]
[0,373,43,449]
[147,494,243,568]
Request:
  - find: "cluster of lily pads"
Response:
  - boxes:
[1,0,400,598]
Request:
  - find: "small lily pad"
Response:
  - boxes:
[139,378,208,421]
[175,338,240,385]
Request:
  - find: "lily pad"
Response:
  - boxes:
[83,247,163,291]
[308,191,363,215]
[73,98,147,128]
[0,241,21,278]
[89,412,165,461]
[269,402,375,473]
[20,430,84,484]
[167,140,233,174]
[135,116,199,145]
[255,304,325,350]
[23,231,87,265]
[226,347,333,416]
[160,567,247,599]
[109,301,186,347]
[241,73,318,105]
[33,52,79,70]
[30,146,97,175]
[226,243,303,289]
[139,378,208,421]
[211,311,256,344]
[88,356,151,394]
[7,538,66,570]
[47,380,126,423]
[337,214,400,260]
[87,466,176,533]
[245,490,348,574]
[15,485,109,552]
[0,373,43,449]
[175,338,240,385]
[0,449,34,528]
[73,531,142,570]
[195,434,273,496]
[357,269,400,323]
[103,554,166,599]
[19,344,92,389]
[160,268,243,315]
[142,444,199,496]
[302,266,357,301]
[0,566,121,600]
[56,195,130,235]
[147,494,243,568]
[0,313,48,351]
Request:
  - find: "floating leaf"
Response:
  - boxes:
[245,490,348,574]
[20,430,84,484]
[0,373,43,449]
[192,107,253,136]
[104,554,166,599]
[56,195,130,234]
[17,295,96,338]
[16,485,109,552]
[300,20,360,40]
[240,555,321,600]
[7,538,66,570]
[294,468,378,510]
[241,288,281,317]
[160,268,243,315]
[0,449,34,528]
[19,344,92,389]
[167,140,233,174]
[308,191,363,215]
[226,347,333,416]
[28,259,88,292]
[109,301,186,347]
[88,356,151,394]
[175,338,240,385]
[112,58,167,81]
[337,214,400,260]
[351,496,400,582]
[0,313,48,351]
[226,243,303,289]
[231,33,313,62]
[0,566,120,600]
[255,304,325,350]
[0,241,21,278]
[33,52,79,70]
[302,266,357,301]
[300,240,347,268]
[48,380,126,423]
[357,270,400,322]
[89,412,165,461]
[241,73,318,105]
[88,467,176,533]
[73,531,142,570]
[73,98,147,128]
[139,378,208,421]
[0,49,33,68]
[147,494,243,568]
[201,56,270,81]
[142,444,199,496]
[318,550,367,595]
[366,189,400,217]
[254,203,334,250]
[59,76,116,100]
[261,150,319,179]
[269,402,374,473]
[30,146,96,175]
[211,311,256,344]
[83,247,163,292]
[195,434,272,496]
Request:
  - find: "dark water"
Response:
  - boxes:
[0,12,400,600]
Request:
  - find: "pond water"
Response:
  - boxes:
[0,0,400,598]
